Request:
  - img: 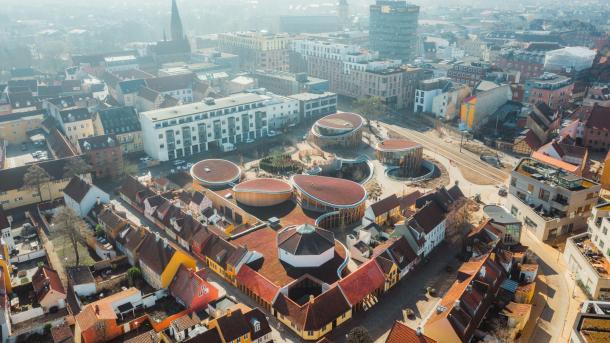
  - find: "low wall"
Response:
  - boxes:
[10,307,44,324]
[10,249,46,264]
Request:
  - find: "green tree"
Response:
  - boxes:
[127,267,142,287]
[95,224,105,238]
[53,206,87,266]
[63,157,91,178]
[347,326,373,343]
[23,164,51,203]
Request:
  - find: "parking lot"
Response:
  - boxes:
[4,141,51,168]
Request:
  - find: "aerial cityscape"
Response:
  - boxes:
[0,0,609,342]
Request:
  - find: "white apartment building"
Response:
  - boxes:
[507,157,600,241]
[291,39,408,109]
[140,92,298,161]
[564,203,610,300]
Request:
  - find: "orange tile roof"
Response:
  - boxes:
[338,259,385,306]
[236,265,280,304]
[386,321,437,343]
[531,151,580,174]
[233,227,348,286]
[502,302,532,318]
[75,287,140,332]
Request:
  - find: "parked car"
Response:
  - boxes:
[268,130,281,137]
[140,156,152,162]
[245,138,255,144]
[172,159,186,166]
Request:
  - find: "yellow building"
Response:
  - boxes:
[59,108,95,146]
[138,232,196,289]
[0,111,44,144]
[0,157,91,210]
[92,107,144,154]
[272,285,352,341]
[600,151,610,191]
[515,282,535,304]
[0,242,13,293]
[460,96,477,129]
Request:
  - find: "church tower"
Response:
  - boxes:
[170,0,185,41]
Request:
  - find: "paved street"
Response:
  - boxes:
[327,248,459,343]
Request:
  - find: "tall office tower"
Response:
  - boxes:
[170,0,185,41]
[338,0,350,29]
[369,1,420,63]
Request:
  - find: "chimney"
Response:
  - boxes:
[163,238,168,247]
[96,197,101,205]
[479,266,486,278]
[309,295,315,304]
[95,304,100,315]
[155,232,160,242]
[416,327,422,336]
[454,300,460,310]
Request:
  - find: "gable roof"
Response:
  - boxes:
[202,235,247,268]
[374,236,418,270]
[244,308,272,341]
[236,265,280,304]
[32,266,66,301]
[78,134,120,152]
[272,285,351,332]
[120,175,149,204]
[169,265,214,310]
[96,106,141,134]
[116,225,146,254]
[98,207,128,230]
[0,157,79,192]
[409,201,446,235]
[370,194,400,217]
[118,79,146,94]
[47,128,78,158]
[145,74,194,93]
[338,259,385,306]
[59,107,90,123]
[64,176,92,203]
[183,328,222,343]
[138,233,177,275]
[138,86,160,102]
[215,309,251,342]
[386,321,436,343]
[585,104,610,130]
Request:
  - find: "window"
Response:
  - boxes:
[527,184,534,194]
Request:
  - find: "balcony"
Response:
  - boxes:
[568,233,610,279]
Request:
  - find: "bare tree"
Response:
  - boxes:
[23,164,51,203]
[346,326,373,343]
[53,206,88,266]
[445,198,472,249]
[63,157,91,178]
[490,318,516,343]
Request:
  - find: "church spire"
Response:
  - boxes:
[170,0,185,41]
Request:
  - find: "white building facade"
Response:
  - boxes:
[140,92,298,161]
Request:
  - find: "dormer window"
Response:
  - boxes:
[251,319,261,332]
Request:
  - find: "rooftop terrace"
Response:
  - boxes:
[515,157,597,191]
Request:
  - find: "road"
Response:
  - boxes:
[381,121,510,185]
[518,229,586,343]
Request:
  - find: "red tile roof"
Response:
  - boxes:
[190,159,241,184]
[370,194,400,217]
[338,259,385,306]
[376,139,421,151]
[236,265,280,304]
[292,174,366,207]
[316,112,363,130]
[386,321,436,343]
[233,178,293,194]
[585,104,610,130]
[32,266,65,301]
[169,265,217,310]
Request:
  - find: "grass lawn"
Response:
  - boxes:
[50,234,96,267]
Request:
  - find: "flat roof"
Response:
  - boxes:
[288,92,336,101]
[141,93,267,121]
[483,205,519,225]
[292,175,366,207]
[191,159,241,185]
